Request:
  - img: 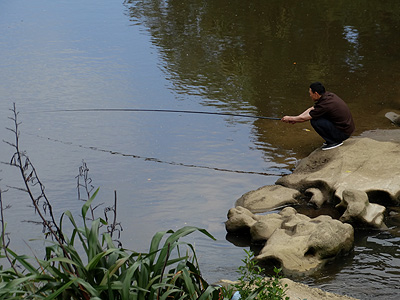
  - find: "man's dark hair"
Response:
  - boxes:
[310,82,326,95]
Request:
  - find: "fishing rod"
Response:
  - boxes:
[46,108,282,120]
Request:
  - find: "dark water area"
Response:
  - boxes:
[1,1,400,299]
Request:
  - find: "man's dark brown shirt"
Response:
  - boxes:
[309,92,355,136]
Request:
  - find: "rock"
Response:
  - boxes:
[338,189,386,228]
[225,207,354,274]
[306,187,325,207]
[250,213,286,241]
[276,138,400,217]
[281,278,359,300]
[225,206,257,232]
[385,111,400,126]
[255,209,354,275]
[235,184,300,212]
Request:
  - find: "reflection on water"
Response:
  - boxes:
[343,25,364,72]
[126,1,400,298]
[1,0,400,299]
[126,0,400,133]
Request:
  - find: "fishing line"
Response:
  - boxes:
[29,133,289,177]
[25,108,285,175]
[44,108,282,120]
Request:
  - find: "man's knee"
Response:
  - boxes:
[311,118,348,142]
[310,118,330,130]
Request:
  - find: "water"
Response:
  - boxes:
[1,1,400,299]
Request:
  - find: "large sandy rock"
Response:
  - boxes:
[277,138,400,206]
[256,211,353,275]
[237,137,400,228]
[275,137,400,227]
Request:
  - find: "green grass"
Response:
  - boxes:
[0,193,222,299]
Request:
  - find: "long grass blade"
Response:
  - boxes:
[86,248,120,271]
[62,211,89,254]
[99,256,130,286]
[44,278,79,300]
[5,248,38,274]
[82,187,99,221]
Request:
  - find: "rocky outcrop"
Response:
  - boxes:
[277,138,400,208]
[235,137,400,228]
[226,136,400,275]
[385,111,400,126]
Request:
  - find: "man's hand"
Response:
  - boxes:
[281,116,297,124]
[281,107,313,124]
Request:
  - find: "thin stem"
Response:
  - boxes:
[6,104,82,280]
[157,242,171,300]
[111,190,117,238]
[0,190,19,275]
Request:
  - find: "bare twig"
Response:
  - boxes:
[3,103,83,280]
[76,161,104,220]
[6,103,63,242]
[1,104,102,299]
[0,189,19,275]
[104,190,123,247]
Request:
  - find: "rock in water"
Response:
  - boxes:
[385,111,400,126]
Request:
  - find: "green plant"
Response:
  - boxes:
[0,198,221,299]
[233,249,290,300]
[0,104,224,299]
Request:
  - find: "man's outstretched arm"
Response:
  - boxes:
[281,107,314,124]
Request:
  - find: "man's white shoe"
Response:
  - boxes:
[321,142,343,150]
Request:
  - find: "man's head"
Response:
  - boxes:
[309,82,325,101]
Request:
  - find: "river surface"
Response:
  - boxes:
[1,1,400,299]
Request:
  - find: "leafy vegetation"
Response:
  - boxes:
[0,104,290,299]
[233,249,289,300]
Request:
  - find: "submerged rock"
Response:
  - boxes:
[235,185,299,212]
[385,111,400,126]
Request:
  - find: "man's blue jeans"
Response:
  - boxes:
[310,118,350,144]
